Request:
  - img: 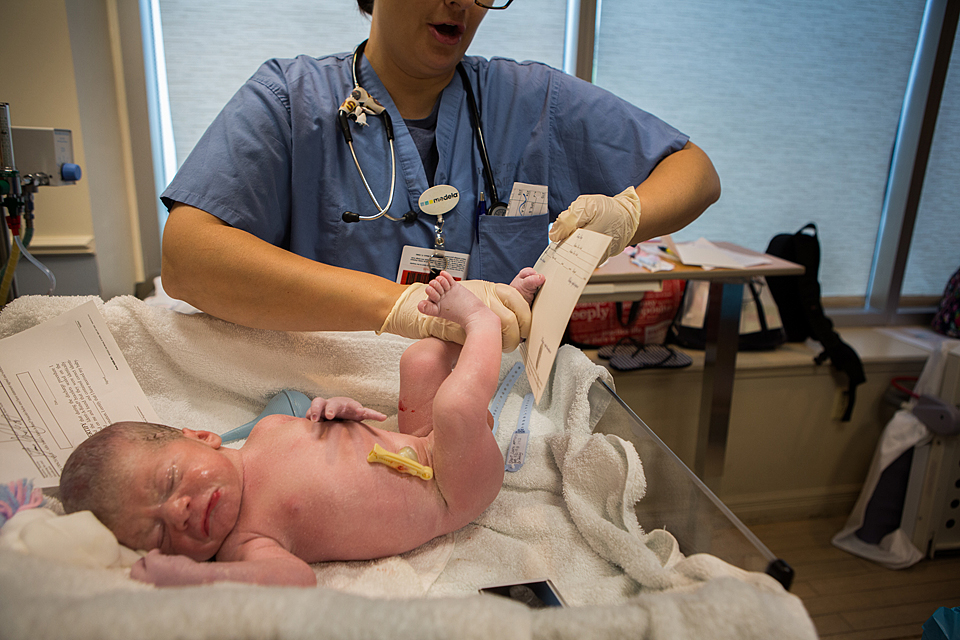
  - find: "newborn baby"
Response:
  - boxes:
[58,269,543,587]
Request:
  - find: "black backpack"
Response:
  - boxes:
[765,223,866,421]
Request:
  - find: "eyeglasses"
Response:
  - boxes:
[474,0,514,9]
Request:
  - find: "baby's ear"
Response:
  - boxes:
[182,428,222,449]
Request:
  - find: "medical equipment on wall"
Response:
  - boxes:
[0,102,82,306]
[337,40,508,232]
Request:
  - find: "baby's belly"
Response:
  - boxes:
[270,423,447,562]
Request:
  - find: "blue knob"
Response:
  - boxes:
[61,163,82,182]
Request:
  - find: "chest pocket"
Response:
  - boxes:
[473,214,549,284]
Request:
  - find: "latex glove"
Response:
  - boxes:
[549,186,641,262]
[379,279,531,352]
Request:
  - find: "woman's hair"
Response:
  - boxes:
[58,422,184,529]
[357,0,373,16]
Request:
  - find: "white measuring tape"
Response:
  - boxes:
[488,361,535,472]
[504,392,534,473]
[489,361,525,436]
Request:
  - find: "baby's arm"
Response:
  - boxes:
[307,396,387,423]
[131,541,316,587]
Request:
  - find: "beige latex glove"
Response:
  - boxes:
[549,186,642,262]
[379,279,531,352]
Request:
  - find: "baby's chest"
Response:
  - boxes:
[243,438,445,560]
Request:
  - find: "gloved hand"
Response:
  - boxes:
[379,279,531,352]
[549,186,641,262]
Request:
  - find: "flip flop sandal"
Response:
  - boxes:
[597,336,644,360]
[608,344,693,371]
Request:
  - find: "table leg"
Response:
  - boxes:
[694,281,744,491]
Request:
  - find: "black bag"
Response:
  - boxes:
[931,265,960,338]
[669,277,786,351]
[765,223,866,421]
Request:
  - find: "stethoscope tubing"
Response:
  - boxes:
[341,40,505,224]
[456,64,500,209]
[343,114,399,221]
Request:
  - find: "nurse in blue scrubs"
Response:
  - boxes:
[159,0,720,351]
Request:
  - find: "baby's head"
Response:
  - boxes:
[59,422,243,561]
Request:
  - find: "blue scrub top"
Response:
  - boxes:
[161,52,688,284]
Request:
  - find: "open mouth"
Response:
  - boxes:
[431,22,465,45]
[203,489,221,537]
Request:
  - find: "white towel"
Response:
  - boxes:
[0,295,817,640]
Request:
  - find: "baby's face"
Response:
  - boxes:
[110,430,242,561]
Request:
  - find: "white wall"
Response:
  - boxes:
[1,0,158,298]
[1,1,94,247]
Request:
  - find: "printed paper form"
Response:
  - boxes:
[506,182,549,217]
[521,229,611,402]
[0,301,160,487]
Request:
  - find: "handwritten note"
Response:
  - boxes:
[521,229,611,402]
[0,301,160,487]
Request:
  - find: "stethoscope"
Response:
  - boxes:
[338,40,507,233]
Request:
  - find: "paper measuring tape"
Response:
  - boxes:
[489,361,525,436]
[505,392,535,473]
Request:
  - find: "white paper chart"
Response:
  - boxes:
[505,182,549,217]
[521,229,611,402]
[0,301,160,487]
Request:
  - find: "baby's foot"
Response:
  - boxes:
[418,271,492,328]
[509,267,545,305]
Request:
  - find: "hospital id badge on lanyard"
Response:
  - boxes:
[396,185,470,285]
[396,246,469,284]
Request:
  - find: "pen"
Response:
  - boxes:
[476,192,487,241]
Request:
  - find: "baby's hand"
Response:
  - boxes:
[307,396,387,423]
[131,549,205,587]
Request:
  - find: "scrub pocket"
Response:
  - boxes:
[474,213,549,284]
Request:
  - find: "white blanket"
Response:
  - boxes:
[0,295,816,639]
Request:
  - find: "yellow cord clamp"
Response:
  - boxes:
[367,444,433,480]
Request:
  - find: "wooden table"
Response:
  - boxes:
[581,242,804,490]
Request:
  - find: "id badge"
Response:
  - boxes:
[396,246,469,284]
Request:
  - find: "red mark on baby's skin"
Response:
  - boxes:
[398,400,407,412]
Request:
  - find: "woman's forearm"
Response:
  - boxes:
[161,204,405,332]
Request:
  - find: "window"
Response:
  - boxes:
[594,0,927,300]
[903,30,960,299]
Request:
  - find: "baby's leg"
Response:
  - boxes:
[416,272,505,525]
[397,337,460,438]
